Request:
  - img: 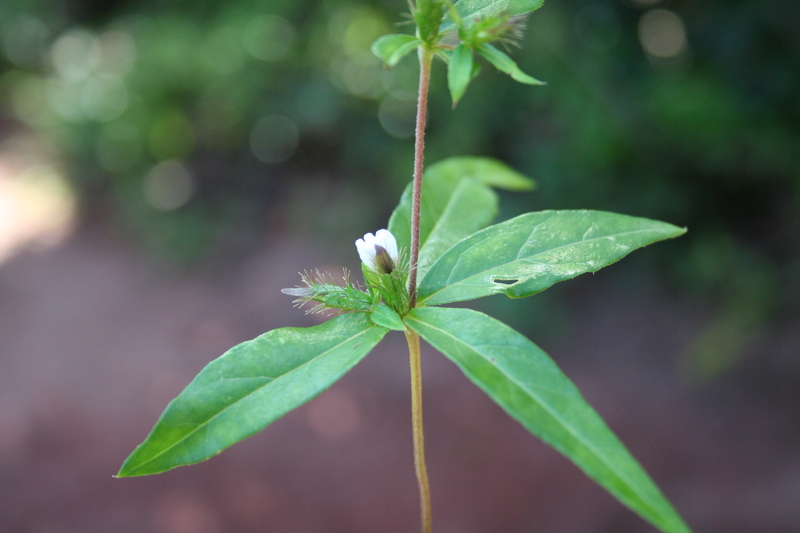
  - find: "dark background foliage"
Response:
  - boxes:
[1,0,798,531]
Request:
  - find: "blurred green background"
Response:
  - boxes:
[1,0,799,531]
[2,0,797,377]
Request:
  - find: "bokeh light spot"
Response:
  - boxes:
[378,96,416,138]
[243,14,295,62]
[44,78,85,122]
[0,138,77,265]
[249,115,299,164]
[341,11,387,60]
[639,9,688,59]
[96,30,137,75]
[50,28,100,81]
[80,74,128,122]
[143,160,194,211]
[4,17,51,68]
[330,55,383,99]
[202,24,248,75]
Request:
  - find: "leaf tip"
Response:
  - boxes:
[115,465,134,478]
[116,456,143,478]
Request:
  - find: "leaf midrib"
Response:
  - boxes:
[421,225,672,304]
[125,325,378,474]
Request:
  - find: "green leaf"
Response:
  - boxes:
[118,314,386,477]
[476,44,545,85]
[371,304,406,331]
[441,0,546,33]
[448,44,474,105]
[371,34,420,67]
[431,156,536,191]
[414,0,447,44]
[419,210,686,306]
[388,156,535,279]
[405,307,692,533]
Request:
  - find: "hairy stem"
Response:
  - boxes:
[408,47,434,308]
[405,329,432,533]
[407,44,434,533]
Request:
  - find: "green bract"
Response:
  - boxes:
[370,304,406,331]
[119,154,690,533]
[414,0,447,44]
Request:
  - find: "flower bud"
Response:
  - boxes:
[356,229,399,274]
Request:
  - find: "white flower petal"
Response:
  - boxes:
[375,229,398,262]
[355,235,375,267]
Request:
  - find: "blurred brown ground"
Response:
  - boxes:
[1,222,798,533]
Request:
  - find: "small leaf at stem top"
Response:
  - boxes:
[429,156,535,191]
[388,156,535,281]
[371,34,421,67]
[476,43,545,85]
[448,44,474,105]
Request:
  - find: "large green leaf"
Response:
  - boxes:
[388,156,534,279]
[405,307,692,533]
[118,314,386,477]
[419,210,686,305]
[441,0,546,33]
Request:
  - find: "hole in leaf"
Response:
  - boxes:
[493,279,518,285]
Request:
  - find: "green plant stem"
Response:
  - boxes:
[407,44,434,533]
[405,329,432,533]
[408,47,434,308]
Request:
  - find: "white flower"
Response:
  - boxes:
[356,229,398,274]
